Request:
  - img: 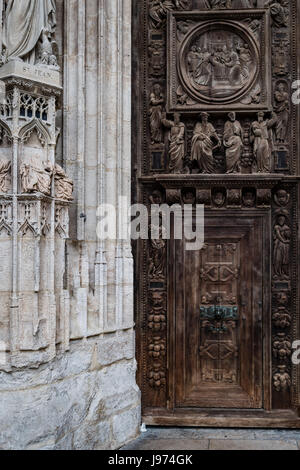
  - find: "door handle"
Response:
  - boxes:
[200,306,239,333]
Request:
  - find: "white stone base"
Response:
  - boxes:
[0,61,61,89]
[0,330,141,450]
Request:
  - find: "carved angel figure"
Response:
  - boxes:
[54,164,73,201]
[0,158,11,193]
[2,0,56,64]
[20,156,52,195]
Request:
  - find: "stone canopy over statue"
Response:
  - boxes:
[1,0,58,68]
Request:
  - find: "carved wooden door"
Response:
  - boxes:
[174,215,263,409]
[133,0,300,427]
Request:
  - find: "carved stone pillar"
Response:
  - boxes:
[0,63,72,368]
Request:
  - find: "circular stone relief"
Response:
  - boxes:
[179,22,259,104]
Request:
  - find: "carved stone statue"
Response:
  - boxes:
[0,158,11,193]
[162,113,185,173]
[149,84,164,144]
[54,164,74,201]
[274,83,290,144]
[223,112,243,174]
[2,0,56,65]
[191,112,221,174]
[20,156,52,195]
[250,111,277,173]
[273,214,291,279]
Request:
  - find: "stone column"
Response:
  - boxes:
[0,61,73,368]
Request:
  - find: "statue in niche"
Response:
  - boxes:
[149,190,167,280]
[162,112,185,173]
[20,156,52,196]
[273,213,291,280]
[54,164,73,201]
[149,84,164,144]
[2,0,57,67]
[191,112,221,174]
[149,0,189,29]
[274,83,290,144]
[250,111,277,173]
[274,189,290,207]
[223,112,244,174]
[0,158,11,193]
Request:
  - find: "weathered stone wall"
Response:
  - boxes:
[0,0,140,450]
[0,332,140,450]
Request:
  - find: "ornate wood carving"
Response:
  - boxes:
[133,0,300,421]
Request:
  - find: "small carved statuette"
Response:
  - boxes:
[223,112,243,174]
[273,365,291,392]
[250,112,277,173]
[149,84,164,144]
[54,164,74,201]
[20,157,52,195]
[274,82,290,144]
[0,158,11,193]
[273,213,291,280]
[162,113,185,173]
[191,112,221,174]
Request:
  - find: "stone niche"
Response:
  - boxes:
[167,9,271,112]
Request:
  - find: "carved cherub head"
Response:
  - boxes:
[274,189,290,207]
[213,190,225,208]
[243,190,255,208]
[150,190,163,205]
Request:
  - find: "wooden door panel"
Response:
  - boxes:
[174,215,263,408]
